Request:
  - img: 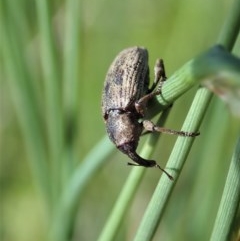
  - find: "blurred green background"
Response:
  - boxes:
[1,0,239,241]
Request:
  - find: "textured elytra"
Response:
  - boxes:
[102,47,150,116]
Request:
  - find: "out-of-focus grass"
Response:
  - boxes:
[1,0,239,241]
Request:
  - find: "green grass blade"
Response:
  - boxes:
[147,46,240,116]
[1,2,51,204]
[210,136,240,241]
[62,0,82,180]
[35,0,64,200]
[133,87,212,241]
[50,136,114,241]
[217,0,240,50]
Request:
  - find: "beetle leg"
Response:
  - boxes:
[148,59,167,93]
[143,120,200,137]
[135,59,167,116]
[135,91,158,116]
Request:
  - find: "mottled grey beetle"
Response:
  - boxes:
[102,47,199,179]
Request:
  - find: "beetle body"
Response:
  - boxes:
[102,46,199,178]
[102,47,157,168]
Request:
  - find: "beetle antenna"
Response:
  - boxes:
[155,164,174,180]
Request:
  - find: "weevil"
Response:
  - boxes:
[102,47,199,179]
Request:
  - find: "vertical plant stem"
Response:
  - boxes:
[50,136,113,241]
[133,88,212,241]
[217,0,240,50]
[35,0,64,204]
[62,0,82,181]
[210,136,240,241]
[1,1,51,204]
